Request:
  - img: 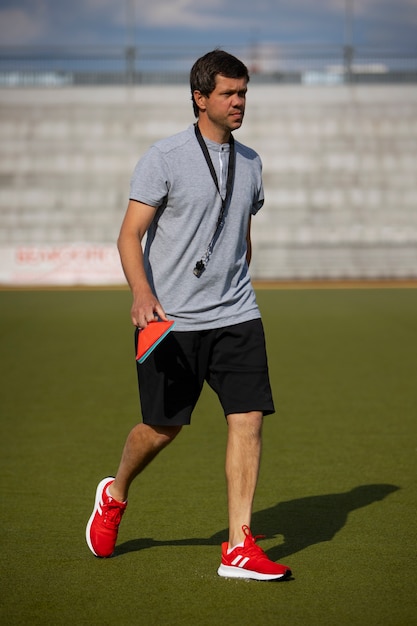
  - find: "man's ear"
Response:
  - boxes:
[193,90,207,113]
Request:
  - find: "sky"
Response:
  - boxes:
[0,0,416,52]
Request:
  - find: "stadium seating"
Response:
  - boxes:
[0,85,416,280]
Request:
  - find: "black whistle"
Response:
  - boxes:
[193,260,205,277]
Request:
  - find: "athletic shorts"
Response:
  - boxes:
[135,318,275,426]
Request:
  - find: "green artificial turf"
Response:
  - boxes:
[1,288,416,625]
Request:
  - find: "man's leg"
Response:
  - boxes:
[225,411,263,548]
[110,423,182,502]
[86,422,181,557]
[218,410,292,579]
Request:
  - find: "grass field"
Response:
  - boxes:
[1,287,416,625]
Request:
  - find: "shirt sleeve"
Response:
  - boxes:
[130,146,170,208]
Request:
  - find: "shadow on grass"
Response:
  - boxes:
[113,483,399,559]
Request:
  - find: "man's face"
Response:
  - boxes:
[196,74,247,134]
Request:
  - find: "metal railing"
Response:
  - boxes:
[0,44,416,87]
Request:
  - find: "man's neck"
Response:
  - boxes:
[196,119,230,144]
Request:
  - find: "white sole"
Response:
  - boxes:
[85,476,115,557]
[217,564,287,581]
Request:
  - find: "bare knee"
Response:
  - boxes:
[227,411,263,437]
[132,422,182,452]
[151,424,182,448]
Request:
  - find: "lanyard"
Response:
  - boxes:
[193,123,236,277]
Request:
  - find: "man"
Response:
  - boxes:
[86,50,292,581]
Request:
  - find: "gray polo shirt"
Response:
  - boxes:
[129,124,264,331]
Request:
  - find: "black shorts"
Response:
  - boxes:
[135,318,275,426]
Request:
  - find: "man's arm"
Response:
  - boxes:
[117,199,167,328]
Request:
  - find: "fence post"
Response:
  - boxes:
[344,44,354,83]
[125,45,136,84]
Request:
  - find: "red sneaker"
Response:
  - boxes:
[86,477,127,558]
[217,525,292,581]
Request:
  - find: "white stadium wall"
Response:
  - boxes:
[0,84,416,285]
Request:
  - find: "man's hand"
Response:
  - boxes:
[131,288,167,329]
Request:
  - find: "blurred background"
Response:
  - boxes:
[0,0,416,285]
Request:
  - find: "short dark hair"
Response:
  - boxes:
[190,49,250,117]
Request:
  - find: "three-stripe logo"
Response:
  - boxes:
[231,555,250,568]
